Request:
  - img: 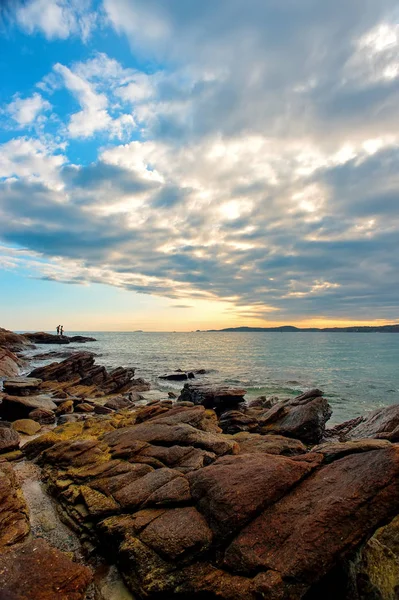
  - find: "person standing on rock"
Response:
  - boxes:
[60,325,64,337]
[56,325,60,336]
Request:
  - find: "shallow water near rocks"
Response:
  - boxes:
[23,331,399,424]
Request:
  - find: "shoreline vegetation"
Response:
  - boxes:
[1,326,399,599]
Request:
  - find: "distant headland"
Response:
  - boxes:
[203,324,399,333]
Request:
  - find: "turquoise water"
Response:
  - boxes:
[26,332,399,425]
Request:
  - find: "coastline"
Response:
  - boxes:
[1,327,399,599]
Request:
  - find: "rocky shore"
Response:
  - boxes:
[1,327,399,599]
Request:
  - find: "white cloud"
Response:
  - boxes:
[15,0,96,41]
[6,93,51,126]
[0,138,65,186]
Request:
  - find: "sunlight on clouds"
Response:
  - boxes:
[6,93,51,127]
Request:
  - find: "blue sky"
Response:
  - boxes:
[1,0,399,331]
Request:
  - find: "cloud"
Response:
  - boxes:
[5,93,51,126]
[15,0,96,41]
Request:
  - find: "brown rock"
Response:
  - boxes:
[12,419,41,436]
[56,399,74,414]
[312,438,392,462]
[233,432,306,456]
[139,506,213,560]
[113,467,189,510]
[0,538,92,599]
[224,446,399,599]
[28,408,56,425]
[104,396,133,410]
[0,427,19,453]
[258,395,332,444]
[346,404,399,440]
[0,348,21,378]
[0,394,57,421]
[188,453,316,538]
[75,402,95,413]
[178,382,247,411]
[0,463,30,549]
[2,377,42,396]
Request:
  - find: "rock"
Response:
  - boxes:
[233,432,307,456]
[0,327,32,351]
[188,453,317,538]
[168,391,178,399]
[258,395,332,444]
[12,419,41,435]
[219,410,259,434]
[0,538,93,599]
[0,394,57,421]
[0,427,19,453]
[0,463,30,549]
[345,404,399,441]
[94,404,114,415]
[178,382,247,411]
[30,351,100,381]
[69,335,97,343]
[56,399,74,414]
[139,506,213,560]
[58,414,83,425]
[2,376,42,396]
[159,372,192,381]
[247,395,276,409]
[312,439,393,462]
[224,447,399,599]
[75,402,95,413]
[0,348,21,378]
[24,331,71,344]
[105,397,133,410]
[28,408,56,424]
[294,388,324,402]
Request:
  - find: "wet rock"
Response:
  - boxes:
[0,462,30,549]
[188,453,317,538]
[178,382,247,411]
[0,426,20,453]
[233,432,307,456]
[24,331,71,345]
[294,388,324,402]
[224,446,399,599]
[2,376,42,396]
[247,395,276,409]
[28,408,56,424]
[0,394,57,421]
[0,538,93,599]
[168,391,178,399]
[69,335,97,343]
[12,419,41,436]
[94,404,114,415]
[159,372,192,381]
[58,414,84,425]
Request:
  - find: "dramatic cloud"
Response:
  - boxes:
[1,0,399,323]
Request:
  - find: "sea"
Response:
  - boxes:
[23,331,399,426]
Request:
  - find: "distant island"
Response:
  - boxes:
[204,324,399,333]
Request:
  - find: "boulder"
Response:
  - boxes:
[0,426,19,453]
[0,463,29,549]
[30,352,98,382]
[0,395,57,421]
[2,376,42,396]
[219,410,259,434]
[75,402,95,413]
[0,348,21,378]
[56,399,74,414]
[105,396,133,410]
[0,327,32,351]
[0,538,93,599]
[312,439,393,462]
[69,335,97,343]
[224,447,399,599]
[258,394,332,444]
[160,372,193,381]
[28,408,56,424]
[345,404,399,441]
[12,419,41,436]
[178,382,247,411]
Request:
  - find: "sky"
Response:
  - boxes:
[0,0,399,332]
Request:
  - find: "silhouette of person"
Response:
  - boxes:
[56,325,60,336]
[60,325,64,337]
